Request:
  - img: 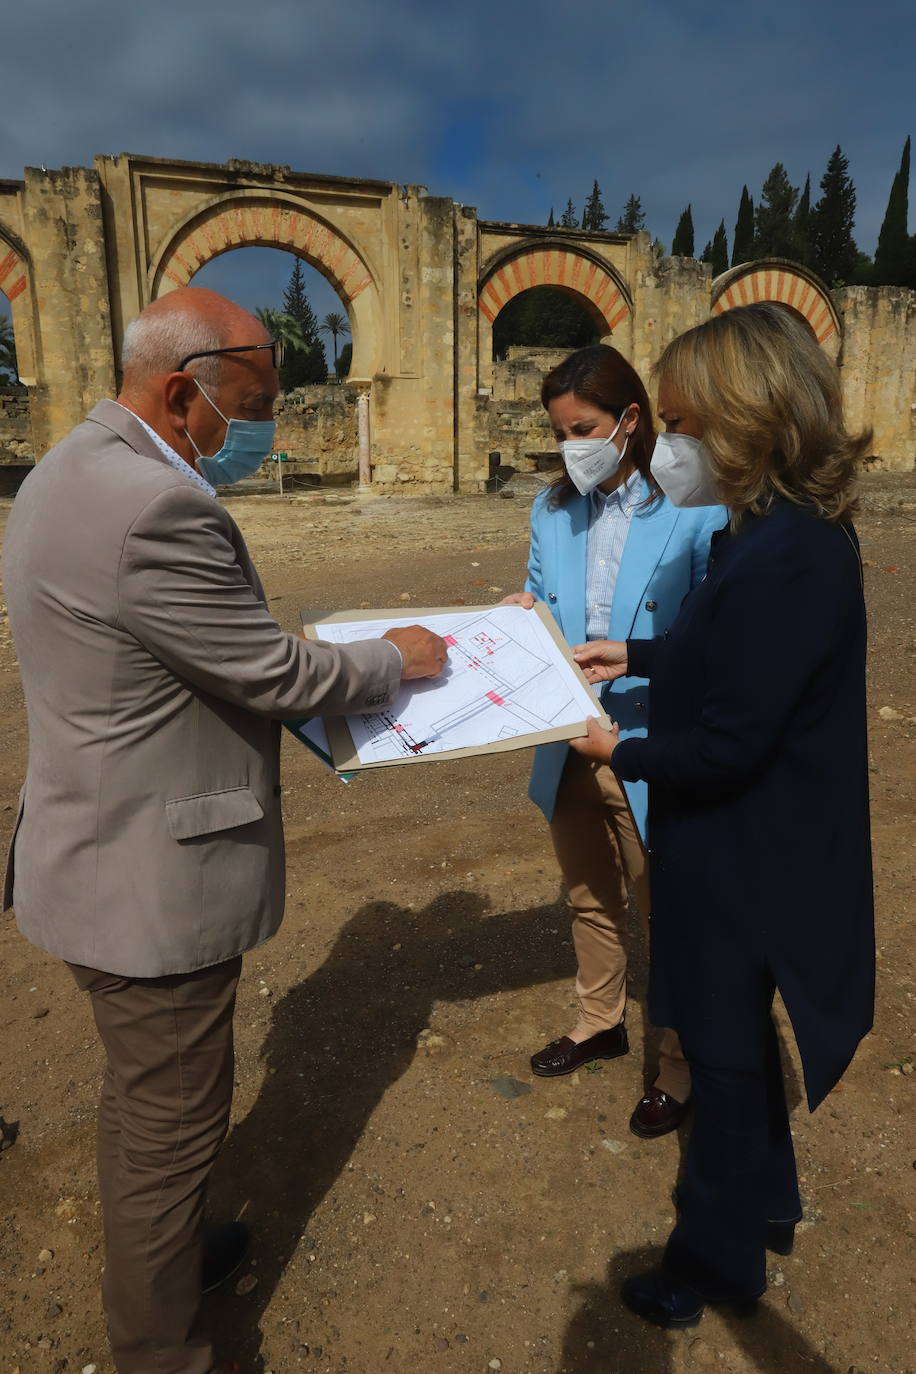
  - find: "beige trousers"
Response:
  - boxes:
[548,750,691,1103]
[68,956,242,1374]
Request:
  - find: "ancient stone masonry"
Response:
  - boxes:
[0,152,913,485]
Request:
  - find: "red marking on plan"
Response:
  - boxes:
[486,690,505,706]
[443,634,457,646]
[394,724,405,732]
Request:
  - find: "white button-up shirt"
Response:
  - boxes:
[585,469,642,640]
[119,405,217,499]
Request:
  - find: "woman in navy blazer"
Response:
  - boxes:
[573,304,875,1328]
[502,345,725,1134]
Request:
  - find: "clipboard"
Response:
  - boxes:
[300,602,611,772]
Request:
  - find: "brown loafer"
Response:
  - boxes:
[629,1086,690,1138]
[530,1022,629,1077]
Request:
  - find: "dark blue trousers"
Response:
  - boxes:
[663,986,802,1302]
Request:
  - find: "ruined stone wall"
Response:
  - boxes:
[835,286,916,471]
[267,384,359,485]
[0,390,32,462]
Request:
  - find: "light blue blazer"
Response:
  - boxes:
[525,480,726,839]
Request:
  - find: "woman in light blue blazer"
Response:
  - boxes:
[503,345,725,1136]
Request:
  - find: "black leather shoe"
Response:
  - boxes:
[202,1221,250,1293]
[622,1267,758,1329]
[530,1023,629,1077]
[629,1087,690,1138]
[621,1268,705,1328]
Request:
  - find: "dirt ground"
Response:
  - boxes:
[0,473,914,1374]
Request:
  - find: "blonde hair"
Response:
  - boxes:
[653,302,871,524]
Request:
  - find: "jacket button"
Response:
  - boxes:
[645,600,657,611]
[548,592,557,602]
[273,784,282,797]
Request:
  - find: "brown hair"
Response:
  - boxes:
[653,302,871,524]
[540,344,660,508]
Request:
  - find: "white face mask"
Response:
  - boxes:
[650,432,720,508]
[559,411,630,496]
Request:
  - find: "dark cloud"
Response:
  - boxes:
[1,0,912,325]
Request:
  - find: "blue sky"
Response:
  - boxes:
[1,0,913,355]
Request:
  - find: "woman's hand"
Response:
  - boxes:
[499,591,536,608]
[569,716,620,763]
[573,639,628,684]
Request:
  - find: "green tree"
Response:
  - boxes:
[754,163,799,258]
[280,258,326,386]
[254,306,309,355]
[492,286,598,358]
[335,341,352,381]
[810,146,858,284]
[616,195,646,233]
[582,180,609,232]
[793,173,813,268]
[732,185,755,264]
[547,207,555,227]
[0,316,19,384]
[559,199,579,229]
[701,220,729,275]
[671,205,694,257]
[319,310,351,379]
[873,135,912,286]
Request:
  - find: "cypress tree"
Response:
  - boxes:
[582,180,609,232]
[671,205,694,257]
[281,258,326,387]
[616,195,646,233]
[794,173,813,268]
[547,207,555,227]
[873,136,912,286]
[559,199,579,229]
[710,220,729,275]
[732,186,755,264]
[810,146,858,284]
[754,164,799,258]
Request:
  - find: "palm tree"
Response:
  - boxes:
[0,316,19,385]
[254,306,309,356]
[318,311,351,379]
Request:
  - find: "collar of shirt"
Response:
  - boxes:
[589,467,643,518]
[117,404,217,498]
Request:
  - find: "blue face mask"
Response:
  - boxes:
[186,380,276,486]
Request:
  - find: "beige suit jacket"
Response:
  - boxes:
[2,400,400,976]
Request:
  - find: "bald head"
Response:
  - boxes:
[121,287,270,389]
[117,287,279,472]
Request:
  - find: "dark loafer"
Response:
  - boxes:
[202,1221,250,1294]
[629,1086,690,1138]
[622,1267,758,1329]
[530,1022,629,1077]
[621,1268,705,1328]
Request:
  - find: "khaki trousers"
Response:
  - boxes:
[68,957,242,1374]
[548,750,691,1103]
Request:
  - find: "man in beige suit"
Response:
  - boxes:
[2,287,445,1374]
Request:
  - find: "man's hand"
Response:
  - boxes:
[498,591,536,609]
[383,626,449,679]
[569,716,619,763]
[572,639,629,684]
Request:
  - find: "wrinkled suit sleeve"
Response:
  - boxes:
[117,486,401,717]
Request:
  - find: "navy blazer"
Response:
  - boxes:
[613,502,875,1111]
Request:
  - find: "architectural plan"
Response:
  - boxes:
[303,604,607,771]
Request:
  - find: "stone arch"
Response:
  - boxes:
[147,191,381,378]
[711,260,840,357]
[0,226,39,386]
[478,241,632,336]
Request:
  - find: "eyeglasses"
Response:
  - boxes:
[177,339,284,373]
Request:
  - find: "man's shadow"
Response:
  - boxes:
[206,887,653,1366]
[560,1245,841,1374]
[206,887,805,1369]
